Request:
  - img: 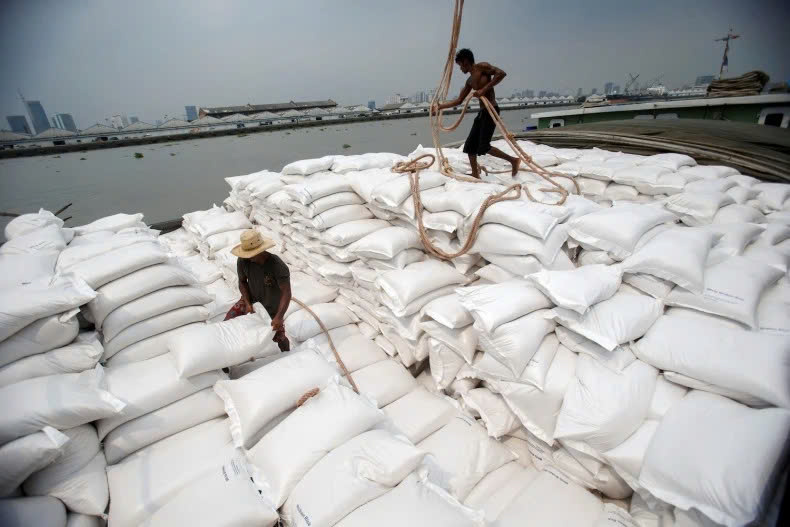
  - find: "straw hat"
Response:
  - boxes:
[231,229,276,258]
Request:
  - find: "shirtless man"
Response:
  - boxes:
[433,48,520,179]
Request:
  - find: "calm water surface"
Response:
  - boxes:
[0,107,573,232]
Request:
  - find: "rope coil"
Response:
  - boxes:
[390,0,579,261]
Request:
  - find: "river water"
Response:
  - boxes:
[0,107,572,232]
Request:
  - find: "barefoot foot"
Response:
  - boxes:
[511,158,521,177]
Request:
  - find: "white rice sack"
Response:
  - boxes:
[457,280,552,334]
[422,294,474,329]
[665,256,782,328]
[335,472,484,527]
[0,274,95,343]
[282,429,424,527]
[347,226,422,259]
[494,467,604,527]
[0,309,79,368]
[632,309,790,408]
[286,176,354,205]
[353,359,417,407]
[555,326,636,373]
[601,420,659,493]
[56,228,158,272]
[0,333,102,387]
[755,182,790,212]
[621,226,717,294]
[568,204,676,260]
[107,418,235,527]
[101,305,210,359]
[528,264,623,315]
[179,254,223,284]
[639,391,790,527]
[365,247,425,270]
[713,203,765,224]
[0,496,67,527]
[102,286,210,341]
[478,310,556,377]
[611,165,671,187]
[104,322,202,365]
[191,211,251,239]
[640,152,696,170]
[0,365,122,445]
[0,427,68,497]
[727,185,760,204]
[377,260,465,315]
[678,165,737,181]
[312,333,388,373]
[143,453,278,527]
[418,413,516,500]
[383,386,457,444]
[758,283,790,335]
[96,353,226,440]
[169,306,277,378]
[464,462,539,523]
[283,155,336,176]
[478,199,569,239]
[665,191,735,226]
[25,447,108,515]
[371,170,447,207]
[471,223,568,265]
[310,204,374,231]
[4,209,64,240]
[285,302,358,342]
[423,210,464,233]
[214,350,338,448]
[462,388,519,439]
[321,219,390,247]
[0,224,67,255]
[554,357,658,456]
[429,339,467,390]
[64,240,168,289]
[247,382,384,507]
[684,178,738,194]
[621,272,674,300]
[200,228,248,257]
[297,191,364,219]
[647,376,688,420]
[87,263,197,327]
[706,222,766,263]
[246,176,284,200]
[547,289,664,351]
[0,251,59,289]
[205,278,241,319]
[73,213,145,235]
[419,320,478,364]
[103,387,225,464]
[665,370,770,408]
[742,243,790,273]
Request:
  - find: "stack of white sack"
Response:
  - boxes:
[181,205,252,259]
[224,169,284,219]
[225,141,790,526]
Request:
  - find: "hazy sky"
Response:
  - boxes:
[1,0,788,128]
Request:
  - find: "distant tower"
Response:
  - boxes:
[7,115,31,134]
[715,27,740,79]
[185,106,198,121]
[367,100,376,110]
[53,113,78,132]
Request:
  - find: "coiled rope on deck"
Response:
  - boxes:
[391,0,579,261]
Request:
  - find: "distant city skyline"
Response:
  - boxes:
[2,0,786,128]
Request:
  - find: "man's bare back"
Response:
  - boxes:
[435,48,520,178]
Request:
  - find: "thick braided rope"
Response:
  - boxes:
[291,297,359,394]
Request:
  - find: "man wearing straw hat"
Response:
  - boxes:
[226,229,291,351]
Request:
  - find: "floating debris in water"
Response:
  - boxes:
[410,132,417,136]
[80,157,86,160]
[134,152,144,159]
[170,153,176,156]
[342,143,351,149]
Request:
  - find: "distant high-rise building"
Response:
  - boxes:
[130,116,139,124]
[185,106,198,121]
[156,119,162,126]
[591,88,598,95]
[576,88,583,97]
[367,100,376,110]
[120,114,129,127]
[695,75,714,86]
[7,115,31,134]
[52,113,77,132]
[613,85,621,94]
[525,89,534,98]
[110,115,124,129]
[538,90,546,97]
[604,82,614,95]
[25,100,50,134]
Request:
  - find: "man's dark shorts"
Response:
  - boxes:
[463,105,500,156]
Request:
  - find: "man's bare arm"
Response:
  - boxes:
[239,278,254,313]
[437,82,472,110]
[271,281,291,331]
[474,62,506,97]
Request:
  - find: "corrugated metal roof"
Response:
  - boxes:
[82,123,118,134]
[220,113,253,122]
[158,118,190,128]
[0,130,31,141]
[121,121,154,131]
[249,111,281,120]
[34,127,76,138]
[192,116,224,125]
[279,109,304,117]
